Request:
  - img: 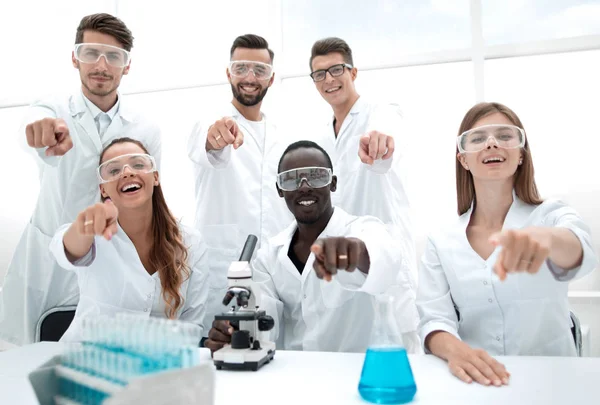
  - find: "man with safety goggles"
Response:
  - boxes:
[205,140,420,353]
[187,34,294,338]
[0,13,161,346]
[307,37,417,295]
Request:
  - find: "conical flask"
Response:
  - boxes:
[358,293,417,404]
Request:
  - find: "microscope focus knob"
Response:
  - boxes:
[231,330,251,349]
[258,315,275,332]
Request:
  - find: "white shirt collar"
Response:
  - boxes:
[81,91,120,121]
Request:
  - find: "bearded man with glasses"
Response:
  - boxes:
[187,34,294,339]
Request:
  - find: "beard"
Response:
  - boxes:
[231,82,269,107]
[295,210,322,225]
[82,72,118,97]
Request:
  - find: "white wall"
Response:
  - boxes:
[1,0,599,354]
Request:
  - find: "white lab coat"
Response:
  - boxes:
[312,96,417,292]
[253,207,420,353]
[0,91,161,345]
[416,195,597,356]
[50,223,209,342]
[187,103,294,333]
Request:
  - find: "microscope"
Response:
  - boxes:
[212,235,276,371]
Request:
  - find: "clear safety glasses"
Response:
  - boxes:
[74,43,131,68]
[276,166,333,191]
[310,63,353,82]
[457,124,526,154]
[229,60,273,80]
[97,153,157,184]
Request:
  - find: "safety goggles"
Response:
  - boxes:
[457,124,526,154]
[74,43,131,68]
[229,60,273,80]
[97,153,156,184]
[276,166,333,191]
[310,63,353,82]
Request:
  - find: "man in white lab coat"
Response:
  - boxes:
[0,13,161,345]
[308,37,416,279]
[187,34,293,333]
[205,141,419,353]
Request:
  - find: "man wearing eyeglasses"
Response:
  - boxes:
[205,140,420,353]
[308,37,418,338]
[187,34,293,335]
[0,13,161,345]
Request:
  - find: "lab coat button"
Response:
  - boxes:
[483,281,488,285]
[496,336,501,341]
[488,298,493,303]
[144,308,148,312]
[303,294,307,299]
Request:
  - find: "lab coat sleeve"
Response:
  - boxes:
[18,100,62,169]
[179,239,211,337]
[187,120,232,169]
[251,245,284,344]
[416,237,461,353]
[49,224,96,271]
[543,202,598,282]
[363,103,404,175]
[335,216,403,294]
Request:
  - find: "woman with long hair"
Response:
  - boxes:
[50,137,209,342]
[417,102,596,386]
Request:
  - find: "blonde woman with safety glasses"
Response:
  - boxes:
[50,138,209,343]
[416,102,597,387]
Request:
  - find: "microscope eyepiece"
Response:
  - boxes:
[236,289,251,307]
[222,290,235,306]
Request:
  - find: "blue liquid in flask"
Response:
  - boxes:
[358,346,417,404]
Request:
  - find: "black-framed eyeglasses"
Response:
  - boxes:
[310,63,353,82]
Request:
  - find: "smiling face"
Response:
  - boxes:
[310,52,358,108]
[99,142,158,210]
[457,112,524,182]
[227,47,274,107]
[277,147,336,225]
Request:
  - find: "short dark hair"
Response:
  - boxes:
[278,140,333,173]
[75,13,134,51]
[230,34,274,63]
[310,37,353,70]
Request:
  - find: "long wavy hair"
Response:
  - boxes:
[99,137,189,318]
[456,102,543,215]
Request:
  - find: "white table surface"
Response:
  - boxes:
[1,342,600,405]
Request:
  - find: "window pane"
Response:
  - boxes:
[279,62,476,258]
[0,106,39,283]
[483,0,600,46]
[117,0,280,93]
[282,0,471,73]
[123,85,231,225]
[485,50,600,290]
[0,0,115,106]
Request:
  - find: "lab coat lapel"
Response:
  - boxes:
[102,93,132,146]
[335,97,367,142]
[501,192,532,231]
[103,114,125,145]
[273,222,303,282]
[72,92,103,153]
